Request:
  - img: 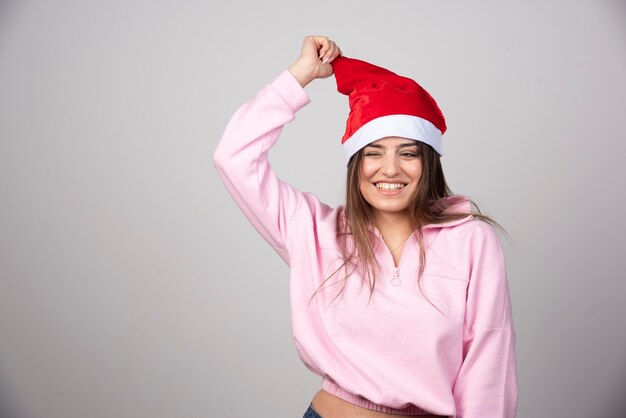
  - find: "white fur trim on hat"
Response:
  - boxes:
[342,114,443,164]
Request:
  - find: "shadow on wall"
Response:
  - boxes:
[599,365,626,418]
[0,376,20,418]
[1,0,26,414]
[0,0,16,18]
[0,0,19,43]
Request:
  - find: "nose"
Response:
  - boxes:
[381,154,400,177]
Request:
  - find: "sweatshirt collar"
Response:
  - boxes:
[364,195,474,238]
[423,195,474,229]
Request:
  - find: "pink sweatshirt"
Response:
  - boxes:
[213,70,517,417]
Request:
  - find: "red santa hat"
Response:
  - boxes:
[331,56,447,162]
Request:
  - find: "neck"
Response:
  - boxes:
[373,210,414,241]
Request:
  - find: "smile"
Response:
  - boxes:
[375,182,406,191]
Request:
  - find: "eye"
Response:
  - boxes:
[363,150,382,157]
[399,152,418,158]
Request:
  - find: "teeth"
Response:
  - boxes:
[376,183,405,190]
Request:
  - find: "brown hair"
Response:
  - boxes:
[318,140,504,303]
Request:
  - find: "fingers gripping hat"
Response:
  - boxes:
[331,56,447,162]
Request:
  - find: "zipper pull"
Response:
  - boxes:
[391,267,401,286]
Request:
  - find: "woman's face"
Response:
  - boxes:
[359,137,422,218]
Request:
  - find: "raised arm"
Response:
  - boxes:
[213,36,342,264]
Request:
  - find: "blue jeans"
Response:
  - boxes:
[303,403,323,418]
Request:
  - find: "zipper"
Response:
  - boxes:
[389,232,416,287]
[391,266,401,286]
[373,229,415,287]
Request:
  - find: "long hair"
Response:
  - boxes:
[321,140,504,302]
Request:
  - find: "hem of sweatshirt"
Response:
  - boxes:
[269,69,311,112]
[322,378,432,416]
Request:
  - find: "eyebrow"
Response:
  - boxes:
[365,142,418,149]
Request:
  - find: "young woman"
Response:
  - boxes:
[214,36,517,418]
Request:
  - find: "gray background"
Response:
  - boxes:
[1,0,625,417]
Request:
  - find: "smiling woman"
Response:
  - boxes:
[213,36,517,418]
[360,138,423,212]
[358,137,424,265]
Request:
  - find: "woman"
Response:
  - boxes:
[214,36,517,418]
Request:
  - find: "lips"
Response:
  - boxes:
[374,182,407,191]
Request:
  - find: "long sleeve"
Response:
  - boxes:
[213,70,328,265]
[453,223,518,418]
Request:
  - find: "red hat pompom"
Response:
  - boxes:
[331,56,446,162]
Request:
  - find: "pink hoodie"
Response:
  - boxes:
[213,70,517,417]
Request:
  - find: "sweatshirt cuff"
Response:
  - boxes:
[269,70,311,113]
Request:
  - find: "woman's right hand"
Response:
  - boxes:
[288,36,342,88]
